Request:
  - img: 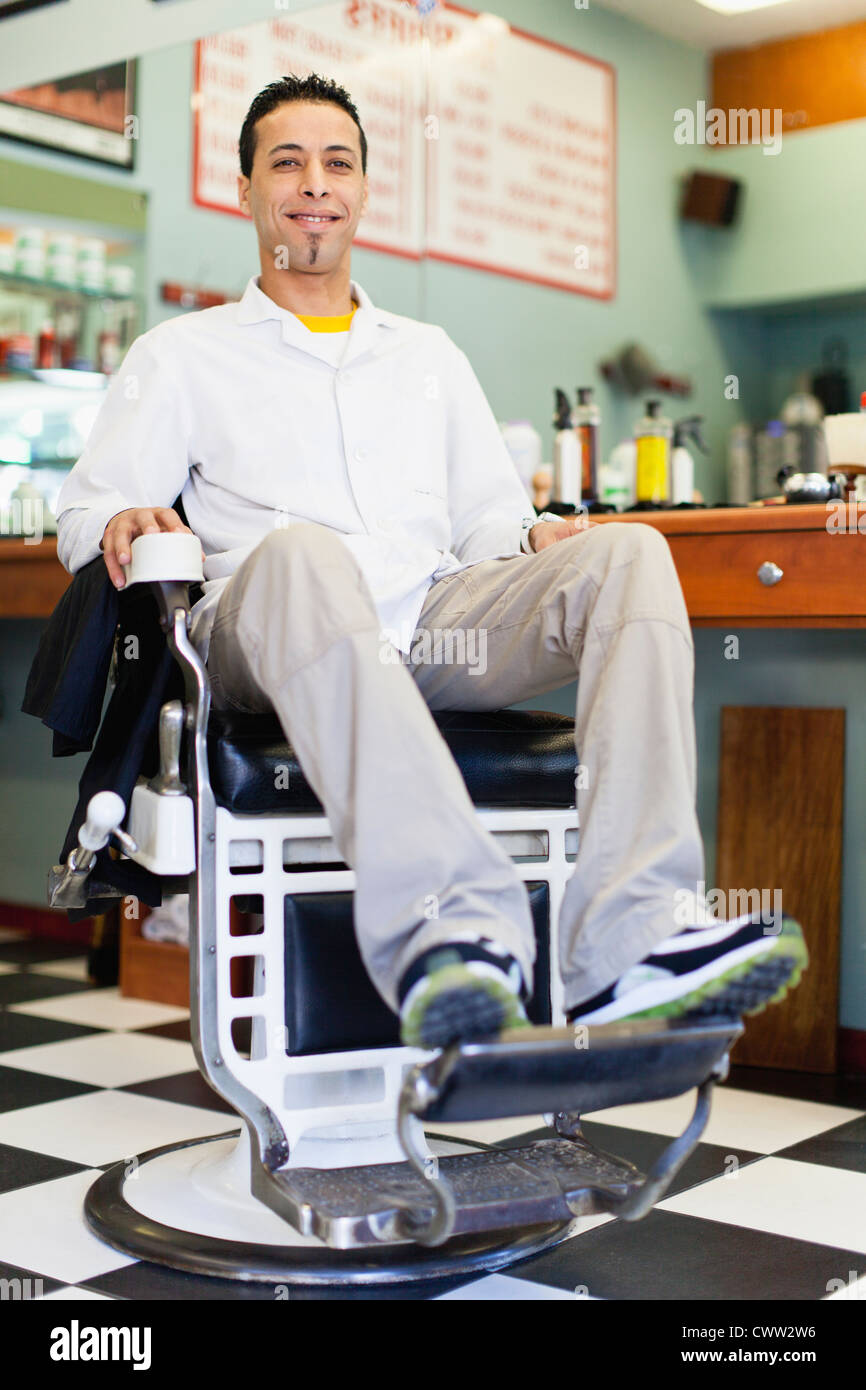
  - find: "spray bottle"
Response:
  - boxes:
[671,415,707,505]
[635,399,673,506]
[553,387,581,508]
[574,386,600,505]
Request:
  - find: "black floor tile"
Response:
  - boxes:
[0,1010,104,1054]
[498,1122,764,1199]
[726,1065,866,1111]
[86,1258,484,1301]
[508,1209,864,1301]
[0,940,89,967]
[0,974,94,1007]
[135,1019,192,1042]
[0,1063,99,1114]
[775,1113,866,1176]
[0,1141,90,1195]
[0,1256,63,1299]
[119,1072,239,1115]
[263,1273,482,1301]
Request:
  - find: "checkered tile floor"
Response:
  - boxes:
[2,927,866,1302]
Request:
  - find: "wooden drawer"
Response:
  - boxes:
[667,527,866,624]
[592,504,866,627]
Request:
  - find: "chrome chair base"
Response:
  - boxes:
[84,1131,579,1286]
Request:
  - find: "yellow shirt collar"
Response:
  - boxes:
[294,300,358,333]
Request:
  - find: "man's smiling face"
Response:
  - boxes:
[238,100,368,274]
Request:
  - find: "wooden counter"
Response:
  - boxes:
[5,504,865,627]
[0,538,71,618]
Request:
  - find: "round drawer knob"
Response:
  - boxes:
[757,561,784,586]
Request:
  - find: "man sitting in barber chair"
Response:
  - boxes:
[55,73,806,1051]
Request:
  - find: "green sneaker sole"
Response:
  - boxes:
[621,916,809,1023]
[400,961,531,1049]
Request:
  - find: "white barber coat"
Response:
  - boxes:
[55,275,537,658]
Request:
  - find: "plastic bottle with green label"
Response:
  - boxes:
[635,399,672,506]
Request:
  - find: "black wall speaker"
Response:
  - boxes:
[680,171,742,227]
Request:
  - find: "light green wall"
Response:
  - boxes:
[2,0,864,1034]
[687,121,866,312]
[0,622,86,889]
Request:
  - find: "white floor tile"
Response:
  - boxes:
[659,1156,866,1254]
[425,1115,548,1146]
[0,1032,197,1087]
[823,1272,866,1301]
[562,1212,614,1238]
[0,1170,137,1284]
[437,1273,591,1300]
[31,958,91,982]
[0,1089,233,1167]
[8,988,189,1031]
[585,1085,863,1154]
[39,1285,115,1300]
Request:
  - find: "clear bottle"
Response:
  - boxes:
[755,421,786,498]
[780,389,827,474]
[727,422,753,506]
[671,415,706,505]
[96,301,120,376]
[635,399,672,505]
[574,385,600,504]
[500,419,543,500]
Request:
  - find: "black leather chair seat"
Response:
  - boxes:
[208,707,576,814]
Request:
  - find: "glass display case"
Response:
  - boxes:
[0,366,108,536]
[0,216,143,374]
[0,273,138,374]
[0,184,144,541]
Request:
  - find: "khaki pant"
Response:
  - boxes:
[207,522,702,1013]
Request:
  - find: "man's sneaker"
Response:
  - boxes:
[567,913,808,1026]
[398,939,531,1049]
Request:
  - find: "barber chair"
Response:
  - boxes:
[49,534,741,1287]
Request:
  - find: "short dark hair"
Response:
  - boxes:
[238,73,367,178]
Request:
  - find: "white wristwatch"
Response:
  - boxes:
[520,512,560,554]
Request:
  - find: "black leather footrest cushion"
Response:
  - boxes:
[284,881,551,1055]
[208,707,576,814]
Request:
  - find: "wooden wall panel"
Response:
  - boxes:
[716,706,843,1072]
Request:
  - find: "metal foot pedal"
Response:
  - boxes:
[252,1017,741,1250]
[257,1138,643,1250]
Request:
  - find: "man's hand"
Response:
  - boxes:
[529,513,596,552]
[101,507,197,588]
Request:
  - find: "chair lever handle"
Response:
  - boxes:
[149,699,186,795]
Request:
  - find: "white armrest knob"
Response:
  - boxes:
[123,533,204,585]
